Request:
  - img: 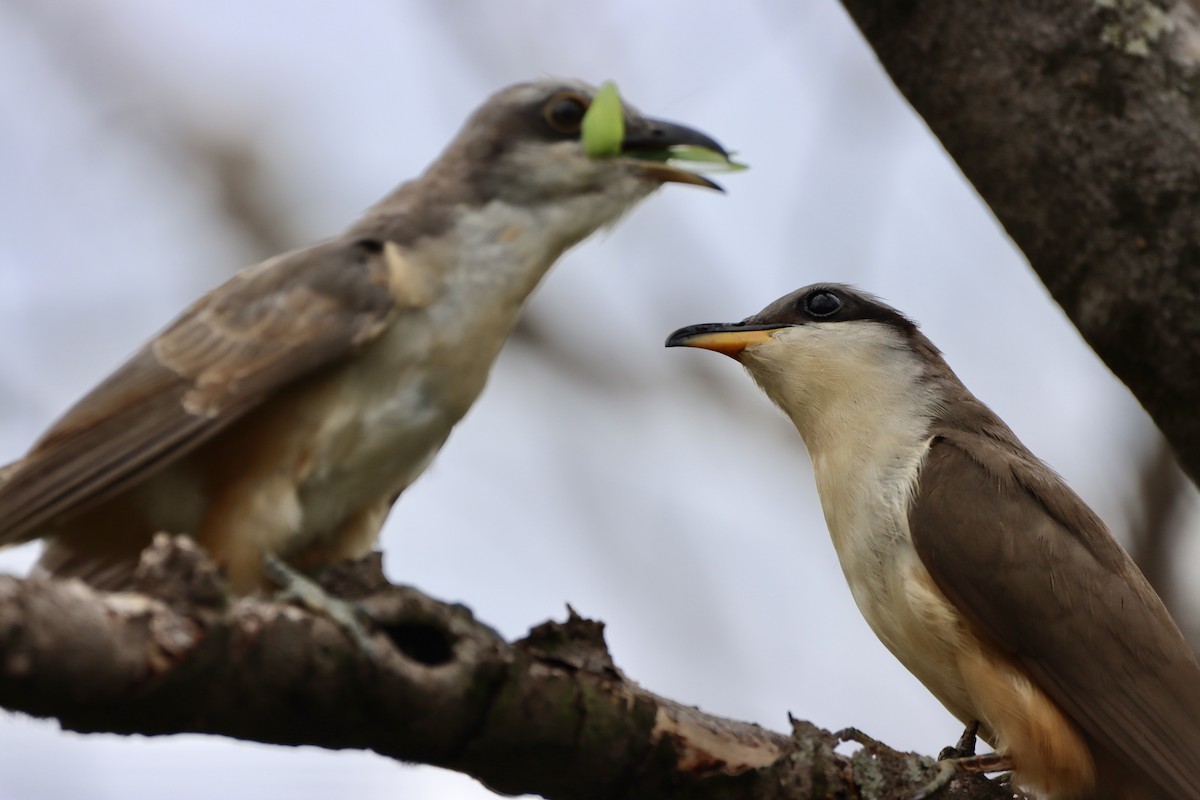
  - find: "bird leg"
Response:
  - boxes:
[837,721,1014,799]
[263,554,376,657]
[938,719,980,760]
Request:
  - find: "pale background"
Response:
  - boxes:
[0,2,1196,799]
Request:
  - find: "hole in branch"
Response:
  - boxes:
[383,621,456,666]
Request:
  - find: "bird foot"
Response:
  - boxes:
[938,719,980,760]
[263,554,376,658]
[911,749,1013,800]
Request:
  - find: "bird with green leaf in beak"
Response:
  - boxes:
[0,79,741,600]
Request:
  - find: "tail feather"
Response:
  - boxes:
[35,539,139,592]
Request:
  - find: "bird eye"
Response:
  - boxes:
[543,92,588,134]
[802,290,843,318]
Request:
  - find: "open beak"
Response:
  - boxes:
[620,117,729,191]
[665,322,785,358]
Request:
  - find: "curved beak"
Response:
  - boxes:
[665,322,786,359]
[623,117,729,156]
[621,116,730,191]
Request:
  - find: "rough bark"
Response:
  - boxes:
[0,536,1018,800]
[836,0,1200,484]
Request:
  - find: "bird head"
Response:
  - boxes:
[666,284,943,447]
[421,79,731,229]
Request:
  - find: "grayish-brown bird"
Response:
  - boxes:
[667,283,1200,800]
[0,79,727,593]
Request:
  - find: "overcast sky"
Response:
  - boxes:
[1,2,1196,799]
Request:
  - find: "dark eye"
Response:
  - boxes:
[543,92,588,134]
[802,290,842,318]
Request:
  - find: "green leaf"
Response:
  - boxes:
[670,145,746,167]
[582,82,625,158]
[632,145,749,172]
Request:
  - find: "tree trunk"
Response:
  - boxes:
[837,0,1200,483]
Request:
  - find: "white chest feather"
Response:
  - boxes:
[744,322,979,720]
[811,429,980,724]
[289,195,645,539]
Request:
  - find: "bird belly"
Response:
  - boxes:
[293,375,451,535]
[815,448,982,728]
[833,522,1095,796]
[836,530,981,728]
[280,307,503,553]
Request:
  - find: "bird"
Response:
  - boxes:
[666,283,1200,800]
[0,78,729,595]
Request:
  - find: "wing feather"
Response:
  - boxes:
[909,435,1200,799]
[0,237,413,544]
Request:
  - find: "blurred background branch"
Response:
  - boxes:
[1127,440,1197,647]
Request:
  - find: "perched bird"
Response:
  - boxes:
[0,79,728,594]
[667,284,1200,800]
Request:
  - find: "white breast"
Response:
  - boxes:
[812,436,979,724]
[742,320,982,723]
[288,195,629,543]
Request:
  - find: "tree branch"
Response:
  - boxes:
[0,536,1017,799]
[837,0,1200,484]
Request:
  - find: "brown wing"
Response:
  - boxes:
[909,435,1200,799]
[0,236,420,545]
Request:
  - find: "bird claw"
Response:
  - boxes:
[938,719,980,760]
[263,554,377,658]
